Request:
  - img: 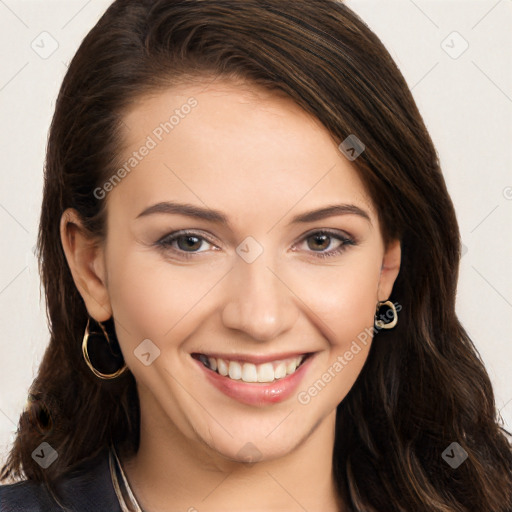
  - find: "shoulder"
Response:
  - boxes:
[0,450,122,512]
[0,478,54,511]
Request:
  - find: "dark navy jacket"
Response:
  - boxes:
[0,450,122,512]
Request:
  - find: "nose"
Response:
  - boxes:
[220,251,299,342]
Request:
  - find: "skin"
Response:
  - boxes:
[60,78,401,512]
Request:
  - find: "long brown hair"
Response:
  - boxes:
[2,0,511,510]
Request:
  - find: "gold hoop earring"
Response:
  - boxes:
[82,318,128,380]
[374,300,398,329]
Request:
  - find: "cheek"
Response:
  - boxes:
[290,253,381,347]
[106,234,381,356]
[105,244,222,350]
[294,260,380,410]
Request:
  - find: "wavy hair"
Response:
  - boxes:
[2,0,511,510]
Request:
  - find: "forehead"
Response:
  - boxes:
[108,79,375,223]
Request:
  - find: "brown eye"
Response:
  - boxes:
[299,230,356,259]
[175,234,203,252]
[307,233,333,252]
[156,230,216,260]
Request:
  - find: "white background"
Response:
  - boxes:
[0,0,511,467]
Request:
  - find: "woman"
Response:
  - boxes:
[1,0,511,510]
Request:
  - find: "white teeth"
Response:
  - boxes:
[228,361,242,380]
[274,362,287,379]
[241,363,258,383]
[257,362,275,383]
[199,354,307,383]
[286,359,298,374]
[217,358,229,376]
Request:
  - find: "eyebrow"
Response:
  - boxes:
[136,201,371,226]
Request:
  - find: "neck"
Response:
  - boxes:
[120,398,345,511]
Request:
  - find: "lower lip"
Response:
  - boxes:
[193,354,315,406]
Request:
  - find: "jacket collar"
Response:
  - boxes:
[52,448,123,511]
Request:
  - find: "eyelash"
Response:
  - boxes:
[156,229,356,260]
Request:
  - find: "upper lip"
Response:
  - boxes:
[192,351,315,365]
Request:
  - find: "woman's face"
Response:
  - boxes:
[63,79,400,463]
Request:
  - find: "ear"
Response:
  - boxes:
[377,238,401,301]
[59,208,112,322]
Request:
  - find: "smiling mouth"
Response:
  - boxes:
[191,353,313,384]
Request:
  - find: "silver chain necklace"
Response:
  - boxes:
[109,444,145,512]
